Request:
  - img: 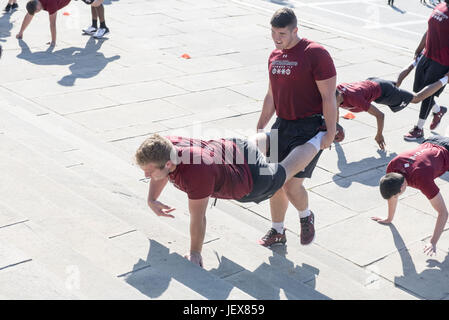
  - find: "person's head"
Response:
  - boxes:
[26,0,42,15]
[379,172,406,200]
[270,8,299,50]
[135,134,176,181]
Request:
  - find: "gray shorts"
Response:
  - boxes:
[367,77,414,113]
[232,139,286,204]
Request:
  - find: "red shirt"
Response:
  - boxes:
[40,0,71,15]
[387,142,449,199]
[425,2,449,66]
[269,38,336,120]
[166,136,253,200]
[337,80,382,113]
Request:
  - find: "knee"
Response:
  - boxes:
[283,181,305,198]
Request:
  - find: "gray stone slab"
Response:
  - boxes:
[229,80,268,101]
[336,61,402,84]
[368,242,449,300]
[315,208,439,267]
[66,99,188,133]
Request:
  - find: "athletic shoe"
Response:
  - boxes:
[11,2,17,11]
[300,211,315,245]
[258,228,286,247]
[4,3,11,12]
[430,106,447,130]
[82,26,97,35]
[93,27,109,39]
[404,126,424,141]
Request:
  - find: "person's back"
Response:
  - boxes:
[425,2,449,67]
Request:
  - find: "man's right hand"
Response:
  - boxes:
[148,199,175,218]
[16,33,23,39]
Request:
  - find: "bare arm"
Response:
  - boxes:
[49,12,57,45]
[411,71,449,103]
[372,195,399,224]
[424,192,449,255]
[147,177,175,218]
[367,104,385,150]
[16,13,34,39]
[396,63,414,88]
[415,31,427,59]
[257,82,276,131]
[316,76,338,149]
[186,197,209,267]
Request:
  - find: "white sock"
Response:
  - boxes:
[432,103,440,114]
[272,222,284,234]
[417,118,426,129]
[298,209,311,219]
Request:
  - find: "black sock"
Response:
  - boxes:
[92,19,98,28]
[100,21,107,29]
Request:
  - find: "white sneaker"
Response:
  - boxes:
[93,27,109,39]
[82,26,97,35]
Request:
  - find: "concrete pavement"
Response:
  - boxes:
[0,0,448,299]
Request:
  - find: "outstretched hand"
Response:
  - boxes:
[375,134,386,151]
[423,242,437,256]
[184,251,203,268]
[371,216,392,225]
[148,200,175,218]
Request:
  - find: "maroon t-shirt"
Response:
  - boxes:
[425,2,449,66]
[269,38,336,120]
[40,0,71,15]
[387,142,449,200]
[166,136,253,200]
[337,80,382,113]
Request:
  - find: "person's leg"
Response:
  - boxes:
[83,6,98,34]
[93,4,110,38]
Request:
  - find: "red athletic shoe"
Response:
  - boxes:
[300,211,315,245]
[258,228,286,247]
[430,106,447,130]
[404,126,424,141]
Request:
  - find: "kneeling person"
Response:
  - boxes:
[135,132,324,267]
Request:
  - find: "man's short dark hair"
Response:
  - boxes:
[270,7,297,29]
[26,0,38,15]
[379,172,405,200]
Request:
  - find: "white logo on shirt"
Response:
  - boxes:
[432,9,448,22]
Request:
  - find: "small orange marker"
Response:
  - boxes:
[181,53,191,59]
[63,12,70,16]
[343,112,355,120]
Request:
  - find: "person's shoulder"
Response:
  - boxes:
[302,38,328,52]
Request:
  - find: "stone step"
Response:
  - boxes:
[0,134,251,299]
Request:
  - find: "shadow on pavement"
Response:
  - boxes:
[17,37,120,86]
[123,239,329,300]
[383,224,449,299]
[332,142,397,187]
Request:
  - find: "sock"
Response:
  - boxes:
[298,209,311,219]
[272,222,284,234]
[417,118,426,129]
[432,103,441,114]
[100,21,107,29]
[92,19,98,28]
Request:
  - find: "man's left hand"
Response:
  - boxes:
[320,131,335,150]
[424,242,437,256]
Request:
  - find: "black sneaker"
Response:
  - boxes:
[11,2,18,11]
[258,228,286,247]
[4,3,11,12]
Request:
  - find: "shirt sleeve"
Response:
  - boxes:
[308,45,337,81]
[183,164,215,200]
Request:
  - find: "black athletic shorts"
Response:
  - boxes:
[367,77,414,113]
[233,139,286,204]
[414,55,449,94]
[268,115,324,179]
[423,135,449,153]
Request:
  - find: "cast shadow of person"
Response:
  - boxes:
[124,239,328,300]
[17,37,120,87]
[0,11,15,45]
[332,142,397,187]
[390,4,406,14]
[384,224,449,299]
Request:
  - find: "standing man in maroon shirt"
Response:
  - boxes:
[256,8,337,247]
[336,73,449,150]
[16,0,104,46]
[135,132,325,267]
[373,135,449,256]
[404,0,449,141]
